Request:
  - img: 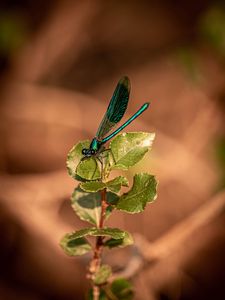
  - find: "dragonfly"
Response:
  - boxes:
[82,76,150,157]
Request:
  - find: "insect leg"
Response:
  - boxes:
[96,156,104,174]
[100,148,117,165]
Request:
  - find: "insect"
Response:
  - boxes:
[82,76,149,157]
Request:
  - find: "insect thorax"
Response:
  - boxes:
[90,138,101,152]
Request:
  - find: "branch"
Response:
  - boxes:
[111,190,225,280]
[12,1,99,82]
[88,188,108,300]
[137,190,225,262]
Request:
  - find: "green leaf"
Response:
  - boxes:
[106,192,120,206]
[104,231,133,249]
[106,176,129,193]
[66,140,101,181]
[71,187,119,226]
[76,157,101,180]
[67,140,90,179]
[93,265,112,285]
[110,278,134,300]
[110,132,155,170]
[60,236,92,256]
[116,173,157,213]
[80,176,129,193]
[80,181,106,193]
[63,227,130,244]
[71,187,101,226]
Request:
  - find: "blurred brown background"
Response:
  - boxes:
[0,0,225,299]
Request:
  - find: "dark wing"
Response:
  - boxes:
[96,76,130,139]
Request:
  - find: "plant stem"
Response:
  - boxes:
[89,188,108,300]
[99,188,107,228]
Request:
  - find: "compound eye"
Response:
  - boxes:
[82,149,87,155]
[91,149,95,155]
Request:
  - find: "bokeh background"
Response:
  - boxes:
[0,1,225,299]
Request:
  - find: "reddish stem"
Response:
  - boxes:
[89,188,108,300]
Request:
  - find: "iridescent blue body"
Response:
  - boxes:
[82,76,150,157]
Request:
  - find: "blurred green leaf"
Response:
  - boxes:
[110,132,155,170]
[199,6,225,57]
[87,278,134,299]
[176,47,200,82]
[116,173,157,213]
[71,187,119,226]
[60,236,91,256]
[110,278,134,300]
[0,14,26,54]
[93,265,112,285]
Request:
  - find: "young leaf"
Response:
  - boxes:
[71,188,119,226]
[76,157,101,180]
[104,231,133,249]
[60,236,92,256]
[110,132,155,170]
[110,278,134,300]
[67,140,90,179]
[80,176,129,193]
[116,173,157,213]
[93,264,112,285]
